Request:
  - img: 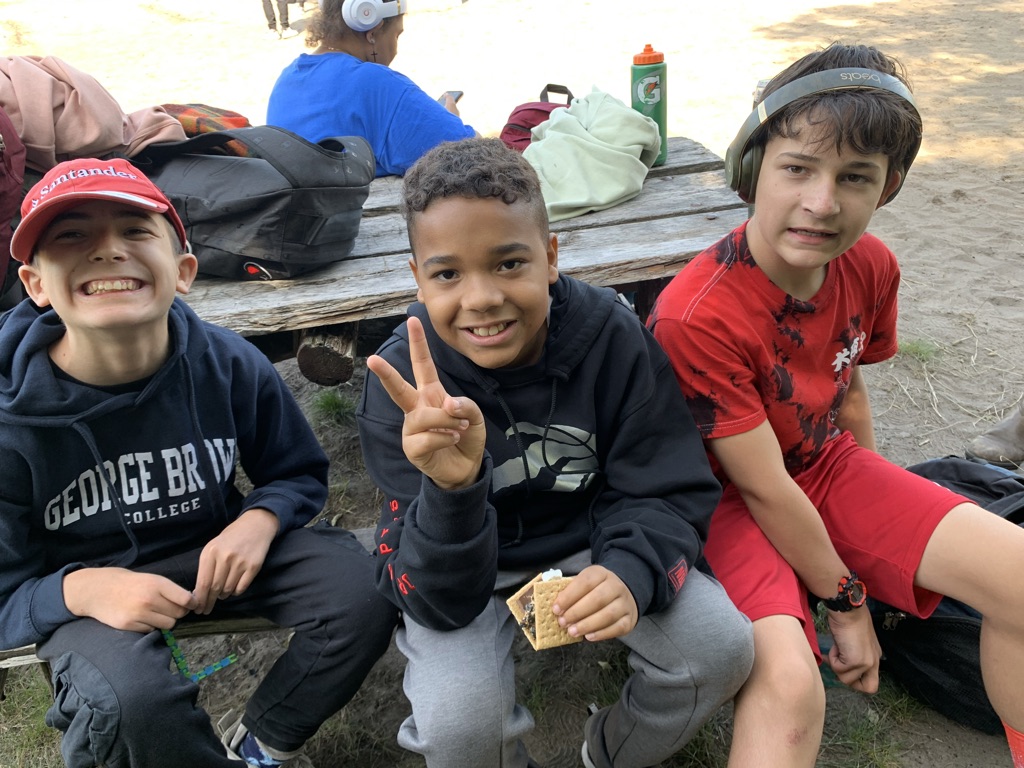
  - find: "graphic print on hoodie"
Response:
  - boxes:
[0,298,328,648]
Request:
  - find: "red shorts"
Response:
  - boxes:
[703,431,969,660]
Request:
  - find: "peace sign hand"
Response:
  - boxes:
[367,316,486,490]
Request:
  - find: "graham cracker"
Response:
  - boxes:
[506,573,582,651]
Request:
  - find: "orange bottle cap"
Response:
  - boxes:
[633,44,664,65]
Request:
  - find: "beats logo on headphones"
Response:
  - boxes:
[723,68,921,205]
[342,0,405,32]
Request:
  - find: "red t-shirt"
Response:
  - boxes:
[650,222,900,477]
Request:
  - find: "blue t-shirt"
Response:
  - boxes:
[267,53,476,177]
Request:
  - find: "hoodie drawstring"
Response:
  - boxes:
[180,355,231,528]
[496,391,528,547]
[71,421,140,568]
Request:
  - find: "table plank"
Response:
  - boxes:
[182,137,746,338]
[359,137,726,214]
[345,167,743,260]
[185,206,747,334]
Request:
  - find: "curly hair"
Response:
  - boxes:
[304,0,395,47]
[756,42,922,184]
[401,138,549,241]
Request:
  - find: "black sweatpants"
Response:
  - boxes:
[262,0,289,29]
[38,523,397,768]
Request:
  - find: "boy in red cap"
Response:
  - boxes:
[0,158,397,768]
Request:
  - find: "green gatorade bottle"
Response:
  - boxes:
[631,43,668,166]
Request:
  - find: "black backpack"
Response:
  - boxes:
[133,126,374,281]
[869,456,1024,734]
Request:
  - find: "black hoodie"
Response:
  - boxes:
[0,298,329,649]
[357,275,720,630]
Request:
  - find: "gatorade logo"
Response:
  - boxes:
[636,75,662,105]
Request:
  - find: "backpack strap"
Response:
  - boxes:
[539,84,574,104]
[134,126,374,190]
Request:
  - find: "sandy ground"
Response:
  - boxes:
[3,0,1023,765]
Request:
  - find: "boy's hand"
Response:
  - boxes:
[551,565,639,642]
[63,567,197,633]
[827,606,882,693]
[367,316,486,491]
[193,507,279,614]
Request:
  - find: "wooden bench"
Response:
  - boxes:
[182,136,748,385]
[0,615,285,700]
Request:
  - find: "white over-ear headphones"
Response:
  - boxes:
[341,0,406,33]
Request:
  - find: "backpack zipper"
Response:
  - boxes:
[882,610,907,631]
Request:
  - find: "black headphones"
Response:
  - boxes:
[723,68,921,205]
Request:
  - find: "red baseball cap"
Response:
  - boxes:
[11,157,188,264]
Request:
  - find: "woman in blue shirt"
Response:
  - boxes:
[267,0,477,176]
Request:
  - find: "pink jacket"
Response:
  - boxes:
[0,55,186,171]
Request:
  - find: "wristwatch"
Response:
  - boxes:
[821,571,867,612]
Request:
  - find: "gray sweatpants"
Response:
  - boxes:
[395,551,753,768]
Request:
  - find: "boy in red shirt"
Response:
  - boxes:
[650,42,1024,767]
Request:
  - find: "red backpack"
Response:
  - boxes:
[499,85,574,152]
[0,106,26,302]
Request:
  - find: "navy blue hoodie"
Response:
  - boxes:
[357,275,721,630]
[0,298,328,649]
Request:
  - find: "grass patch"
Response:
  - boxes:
[898,338,940,363]
[872,677,923,725]
[672,708,732,767]
[311,388,358,426]
[0,666,63,768]
[819,679,921,768]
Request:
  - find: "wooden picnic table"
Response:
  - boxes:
[182,136,749,385]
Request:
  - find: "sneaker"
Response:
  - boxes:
[966,403,1024,468]
[265,28,281,40]
[581,741,597,768]
[218,710,247,760]
[218,711,314,767]
[581,703,603,768]
[280,27,299,39]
